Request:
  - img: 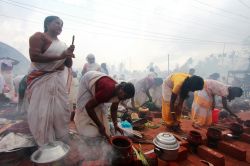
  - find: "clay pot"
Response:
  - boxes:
[244,120,250,127]
[110,136,133,166]
[230,123,244,136]
[206,127,222,141]
[206,127,222,148]
[187,130,202,146]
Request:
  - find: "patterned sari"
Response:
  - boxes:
[191,84,213,126]
[191,80,228,126]
[22,39,71,146]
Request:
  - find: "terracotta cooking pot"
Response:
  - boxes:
[110,136,133,165]
[187,130,202,146]
[206,127,222,141]
[229,123,243,136]
[244,120,250,127]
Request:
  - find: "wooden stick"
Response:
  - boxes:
[71,35,75,45]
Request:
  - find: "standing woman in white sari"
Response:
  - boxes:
[24,16,75,146]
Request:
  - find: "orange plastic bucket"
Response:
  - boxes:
[212,109,220,123]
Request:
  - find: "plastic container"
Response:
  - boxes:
[117,121,133,137]
[120,120,132,128]
[212,108,220,124]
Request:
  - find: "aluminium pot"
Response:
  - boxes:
[153,132,179,161]
[30,141,70,164]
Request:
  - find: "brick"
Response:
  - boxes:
[176,146,188,161]
[240,133,250,143]
[157,159,179,166]
[197,145,225,166]
[218,141,246,161]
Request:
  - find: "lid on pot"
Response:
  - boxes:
[153,132,179,150]
[31,141,70,164]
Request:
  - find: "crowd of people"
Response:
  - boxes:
[0,15,245,164]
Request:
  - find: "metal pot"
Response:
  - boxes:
[30,141,70,164]
[153,132,179,161]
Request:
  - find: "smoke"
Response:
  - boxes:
[68,133,114,166]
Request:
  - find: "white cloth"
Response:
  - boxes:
[23,40,71,146]
[13,75,25,94]
[68,77,79,111]
[82,63,100,75]
[1,71,14,99]
[162,75,173,102]
[0,73,5,93]
[150,85,162,108]
[162,75,181,103]
[133,78,148,107]
[0,59,17,99]
[0,133,35,152]
[204,79,229,97]
[0,59,14,67]
[74,71,117,138]
[148,71,157,78]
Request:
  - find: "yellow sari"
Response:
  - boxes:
[162,73,190,125]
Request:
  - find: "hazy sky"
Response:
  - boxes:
[1,0,250,71]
